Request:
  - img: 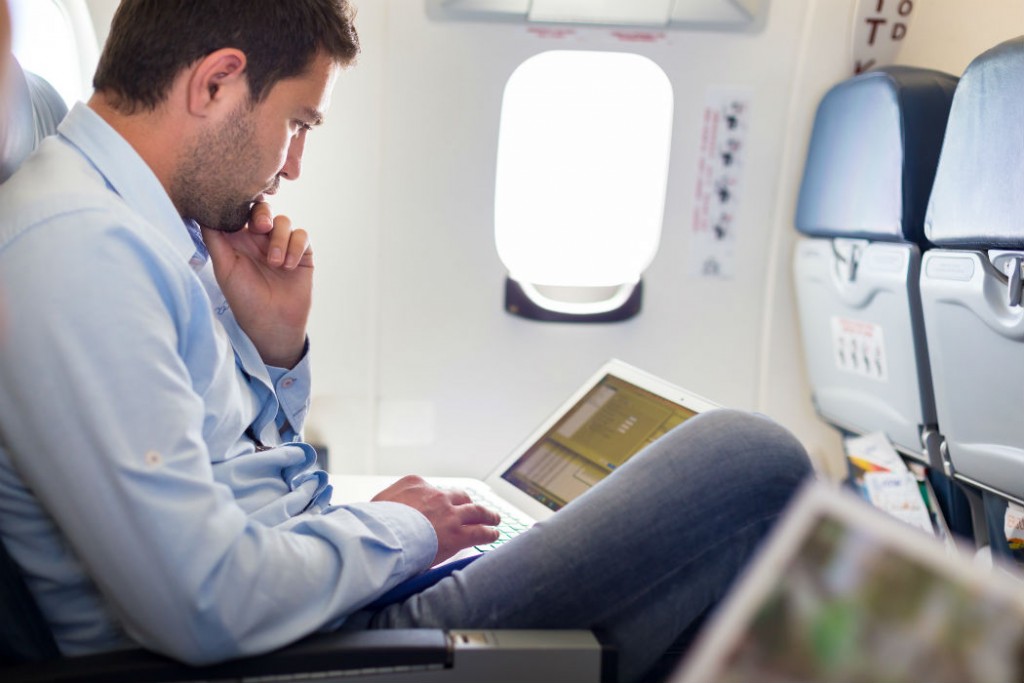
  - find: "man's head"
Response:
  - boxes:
[170,50,339,232]
[93,0,359,115]
[91,1,359,231]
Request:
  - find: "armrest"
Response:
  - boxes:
[5,629,450,683]
[5,629,610,683]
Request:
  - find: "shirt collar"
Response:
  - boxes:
[184,218,210,270]
[57,103,199,264]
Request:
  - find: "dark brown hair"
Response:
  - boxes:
[93,0,360,113]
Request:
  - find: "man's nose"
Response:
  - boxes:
[279,132,307,181]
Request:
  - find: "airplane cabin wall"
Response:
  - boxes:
[77,1,1024,482]
[276,0,1024,481]
[283,0,839,479]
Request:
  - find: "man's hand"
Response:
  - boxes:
[372,475,501,566]
[202,202,312,368]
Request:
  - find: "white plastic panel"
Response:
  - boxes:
[670,0,756,22]
[529,0,671,25]
[431,0,764,29]
[921,249,1024,500]
[442,0,528,15]
[793,237,934,460]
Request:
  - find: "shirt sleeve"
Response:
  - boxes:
[0,218,436,664]
[266,342,312,440]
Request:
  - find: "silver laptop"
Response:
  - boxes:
[335,358,720,554]
[672,481,1024,683]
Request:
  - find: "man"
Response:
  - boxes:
[0,1,812,681]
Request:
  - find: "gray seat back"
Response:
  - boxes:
[922,37,1024,502]
[0,57,68,663]
[0,57,68,183]
[793,66,957,465]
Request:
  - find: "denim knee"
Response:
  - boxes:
[656,408,814,515]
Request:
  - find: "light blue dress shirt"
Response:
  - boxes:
[0,104,436,664]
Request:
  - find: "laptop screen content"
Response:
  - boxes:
[500,374,698,511]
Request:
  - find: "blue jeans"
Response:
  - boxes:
[365,409,813,682]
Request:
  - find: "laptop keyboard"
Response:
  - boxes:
[459,484,536,552]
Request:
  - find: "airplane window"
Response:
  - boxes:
[495,50,674,321]
[8,0,97,107]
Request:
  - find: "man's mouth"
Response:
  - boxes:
[252,178,281,205]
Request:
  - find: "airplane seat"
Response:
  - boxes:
[0,535,59,665]
[0,57,68,183]
[0,57,67,666]
[921,36,1024,562]
[0,61,606,683]
[0,59,70,665]
[792,66,976,539]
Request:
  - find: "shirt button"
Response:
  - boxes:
[280,377,295,389]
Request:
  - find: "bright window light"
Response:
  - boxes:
[495,50,674,314]
[9,0,97,107]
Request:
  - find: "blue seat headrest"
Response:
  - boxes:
[926,37,1024,249]
[0,58,68,184]
[795,66,957,245]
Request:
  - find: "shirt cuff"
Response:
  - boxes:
[345,500,438,576]
[267,338,312,435]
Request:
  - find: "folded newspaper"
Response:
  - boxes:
[844,432,935,536]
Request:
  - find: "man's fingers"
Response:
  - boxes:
[199,226,232,268]
[249,201,274,232]
[457,503,501,527]
[283,228,311,270]
[263,216,311,270]
[445,487,473,506]
[266,214,292,267]
[461,524,501,547]
[369,476,505,564]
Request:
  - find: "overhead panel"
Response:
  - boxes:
[441,0,528,15]
[433,0,766,30]
[670,0,757,23]
[529,0,672,26]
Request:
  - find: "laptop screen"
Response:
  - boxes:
[500,373,698,511]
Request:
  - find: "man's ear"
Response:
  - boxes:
[186,48,248,117]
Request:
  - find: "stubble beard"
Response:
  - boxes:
[171,105,264,233]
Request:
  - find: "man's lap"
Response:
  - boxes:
[362,409,813,681]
